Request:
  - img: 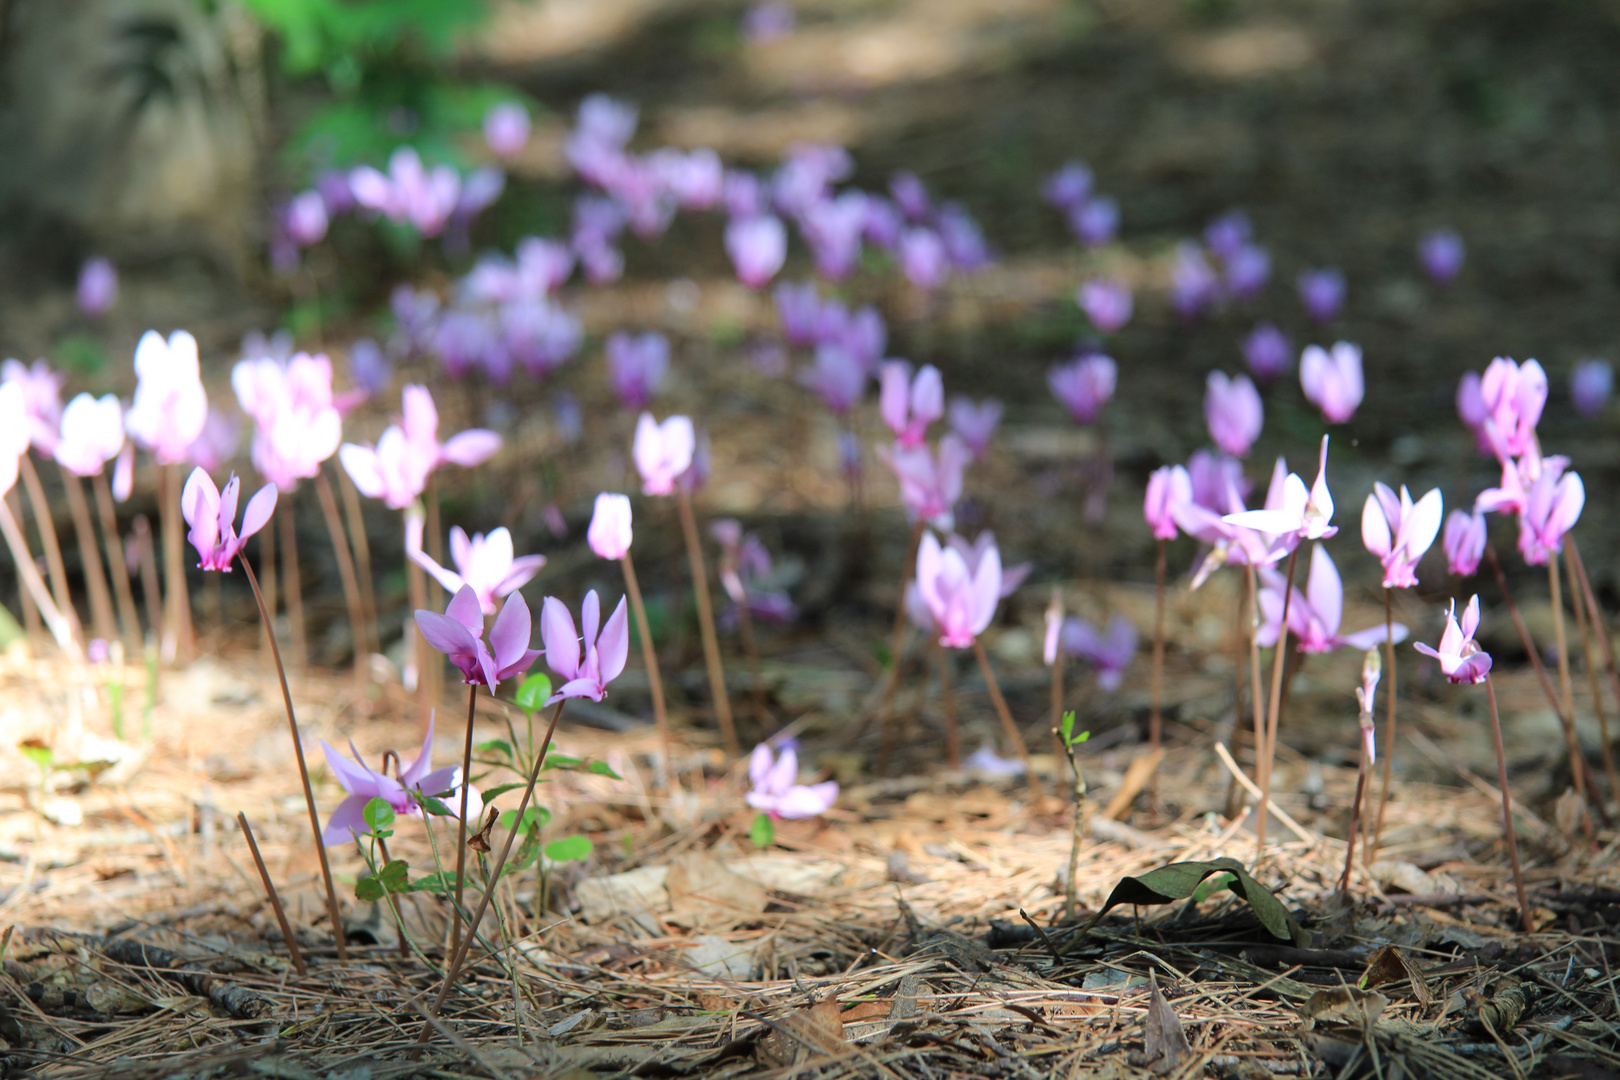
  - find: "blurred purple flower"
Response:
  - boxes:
[1144,464,1191,541]
[1204,371,1263,458]
[775,281,822,346]
[1443,507,1486,577]
[350,147,461,237]
[1298,266,1345,323]
[724,170,767,219]
[879,436,970,530]
[726,215,787,289]
[1185,449,1247,513]
[938,203,991,269]
[484,102,532,159]
[742,1,796,45]
[1570,358,1611,419]
[1070,197,1119,247]
[1061,614,1136,691]
[284,190,328,248]
[899,228,948,290]
[1204,211,1251,262]
[1049,353,1117,424]
[1042,161,1093,212]
[1171,242,1219,318]
[1224,244,1271,301]
[890,171,932,222]
[1419,229,1464,286]
[879,361,944,448]
[1300,342,1364,423]
[800,344,866,414]
[861,197,903,250]
[801,191,867,280]
[348,338,392,397]
[76,257,118,317]
[1242,322,1291,382]
[1078,279,1133,333]
[606,331,669,410]
[948,396,1002,460]
[748,745,837,818]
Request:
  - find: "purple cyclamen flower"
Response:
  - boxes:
[1049,353,1117,424]
[181,469,276,572]
[1224,435,1338,545]
[914,529,1000,649]
[800,345,867,415]
[349,338,391,397]
[878,435,970,530]
[1258,544,1406,654]
[1443,508,1487,577]
[1419,229,1465,286]
[1078,279,1133,334]
[1243,322,1292,382]
[1517,466,1584,566]
[800,191,867,281]
[1061,614,1137,691]
[948,396,1002,460]
[1361,483,1443,589]
[1204,371,1263,458]
[632,412,695,496]
[284,190,328,248]
[606,332,669,410]
[879,361,944,448]
[484,102,532,160]
[76,257,118,317]
[1204,211,1252,262]
[127,331,208,465]
[1042,161,1093,212]
[1224,245,1271,301]
[840,306,887,372]
[321,716,476,843]
[1298,267,1345,323]
[1144,464,1192,541]
[1415,595,1491,684]
[938,203,991,269]
[1300,341,1364,423]
[1571,359,1612,419]
[775,281,822,346]
[1170,242,1219,318]
[1185,448,1248,513]
[890,171,932,221]
[349,147,461,237]
[742,1,796,44]
[899,228,949,290]
[726,215,787,289]
[408,519,545,617]
[416,584,541,692]
[2,358,63,454]
[747,744,837,818]
[1478,357,1547,459]
[1070,196,1119,247]
[541,590,629,704]
[861,197,903,250]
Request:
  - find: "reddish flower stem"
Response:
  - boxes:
[1371,588,1398,851]
[972,637,1043,801]
[449,682,478,957]
[1565,538,1620,804]
[620,552,673,776]
[677,489,737,758]
[91,473,141,653]
[1258,545,1301,862]
[1483,674,1532,932]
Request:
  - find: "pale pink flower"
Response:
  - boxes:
[1144,464,1191,541]
[587,493,633,560]
[1049,354,1116,424]
[1258,545,1406,654]
[879,361,944,448]
[401,384,501,470]
[232,352,344,492]
[484,102,532,159]
[340,426,433,510]
[1361,483,1443,589]
[1443,508,1487,577]
[181,468,276,572]
[948,396,1001,459]
[407,518,545,616]
[54,394,124,477]
[1517,467,1583,566]
[1060,614,1137,690]
[877,435,969,530]
[914,530,1000,649]
[725,215,787,289]
[2,359,63,454]
[747,744,838,819]
[416,584,540,691]
[632,413,695,496]
[1223,434,1338,545]
[1478,357,1547,459]
[127,330,209,464]
[1300,342,1364,423]
[1204,371,1263,457]
[1414,595,1492,684]
[541,590,629,704]
[1043,589,1062,667]
[0,382,32,497]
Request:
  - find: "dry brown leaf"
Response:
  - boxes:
[758,998,846,1068]
[665,853,768,930]
[1361,944,1432,1005]
[1142,972,1191,1076]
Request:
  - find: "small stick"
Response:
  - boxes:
[1567,546,1613,808]
[1339,739,1371,895]
[93,473,141,652]
[159,463,195,662]
[1483,674,1532,932]
[971,637,1043,800]
[1548,552,1589,813]
[423,700,568,1030]
[336,467,378,660]
[239,557,347,961]
[236,812,307,977]
[1224,573,1254,820]
[314,472,368,690]
[676,489,737,757]
[1259,545,1302,861]
[878,520,927,761]
[10,491,42,646]
[449,685,477,957]
[1212,741,1316,846]
[938,640,960,769]
[18,454,81,648]
[1565,538,1620,804]
[620,552,672,778]
[58,468,117,646]
[1149,536,1166,806]
[1371,588,1398,849]
[0,495,77,655]
[133,516,163,648]
[1341,656,1378,895]
[279,498,306,670]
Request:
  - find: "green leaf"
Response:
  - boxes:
[377,859,410,894]
[498,806,550,833]
[1078,858,1308,947]
[750,813,775,849]
[18,742,52,771]
[405,872,456,895]
[541,755,621,779]
[543,754,582,771]
[480,782,530,803]
[543,835,592,862]
[417,795,454,817]
[1060,711,1075,744]
[476,739,513,760]
[362,797,396,835]
[586,761,622,779]
[509,832,541,871]
[354,875,384,902]
[514,673,552,712]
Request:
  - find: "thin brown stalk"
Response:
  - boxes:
[59,468,116,646]
[676,489,737,758]
[314,472,368,690]
[1258,545,1301,861]
[938,641,960,769]
[11,490,41,646]
[425,700,568,1029]
[735,590,771,728]
[239,556,347,961]
[278,500,306,670]
[158,463,194,662]
[0,495,76,654]
[236,812,307,977]
[1058,724,1086,920]
[19,454,81,648]
[1548,552,1589,813]
[878,520,926,767]
[1372,588,1397,850]
[1224,575,1251,820]
[259,498,278,658]
[133,515,163,647]
[1149,537,1166,806]
[404,507,428,705]
[336,467,378,660]
[449,684,478,958]
[1565,538,1620,804]
[971,637,1043,801]
[1340,728,1371,895]
[620,553,672,776]
[1483,675,1532,932]
[1566,546,1613,809]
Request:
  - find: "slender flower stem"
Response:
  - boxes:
[620,553,672,777]
[133,515,163,648]
[1339,727,1371,895]
[971,637,1043,801]
[878,520,926,766]
[0,496,76,655]
[19,455,81,648]
[424,700,567,1030]
[337,468,378,659]
[1548,552,1589,814]
[91,474,140,652]
[1258,546,1301,861]
[237,812,307,977]
[1059,730,1086,920]
[1483,674,1532,932]
[1371,588,1398,850]
[1566,547,1611,811]
[159,464,194,663]
[259,498,278,658]
[1149,537,1166,807]
[240,557,347,961]
[10,492,42,646]
[279,500,306,671]
[59,468,117,646]
[735,590,771,727]
[676,490,737,758]
[1224,575,1254,820]
[449,684,478,957]
[314,472,369,692]
[938,641,960,769]
[1565,538,1620,804]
